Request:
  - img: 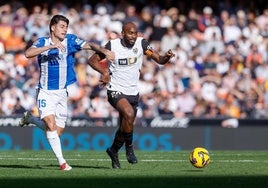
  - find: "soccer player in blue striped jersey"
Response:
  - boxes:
[19,14,114,171]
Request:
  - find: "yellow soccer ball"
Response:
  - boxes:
[189,147,210,168]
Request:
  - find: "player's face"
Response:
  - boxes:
[52,20,68,41]
[123,26,138,47]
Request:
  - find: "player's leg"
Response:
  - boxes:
[39,89,71,170]
[19,111,46,130]
[125,94,139,164]
[44,117,67,168]
[116,96,138,164]
[106,124,124,169]
[106,91,124,168]
[54,89,71,170]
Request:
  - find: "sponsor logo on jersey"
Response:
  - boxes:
[118,58,137,65]
[128,57,137,64]
[118,58,128,65]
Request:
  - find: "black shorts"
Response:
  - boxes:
[107,90,139,113]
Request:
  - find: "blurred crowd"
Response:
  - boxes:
[0,0,268,121]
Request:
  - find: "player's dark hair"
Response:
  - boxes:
[49,14,69,33]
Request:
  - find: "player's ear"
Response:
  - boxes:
[51,25,55,32]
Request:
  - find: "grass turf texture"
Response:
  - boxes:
[0,150,267,188]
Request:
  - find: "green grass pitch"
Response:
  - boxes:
[0,150,268,188]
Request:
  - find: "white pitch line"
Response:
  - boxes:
[0,158,267,163]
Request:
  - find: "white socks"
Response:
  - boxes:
[46,130,66,165]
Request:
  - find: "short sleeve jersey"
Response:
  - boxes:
[32,34,86,90]
[105,37,152,95]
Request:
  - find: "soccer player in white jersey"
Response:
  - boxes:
[19,14,114,171]
[88,22,175,169]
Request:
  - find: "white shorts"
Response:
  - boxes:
[37,88,68,128]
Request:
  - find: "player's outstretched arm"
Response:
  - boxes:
[150,49,175,65]
[84,42,114,62]
[25,42,62,58]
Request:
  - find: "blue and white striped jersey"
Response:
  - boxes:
[32,34,86,90]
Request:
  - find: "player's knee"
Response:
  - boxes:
[124,109,135,123]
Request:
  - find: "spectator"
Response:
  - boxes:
[12,97,26,114]
[4,28,26,53]
[219,92,241,118]
[0,1,267,121]
[185,9,199,32]
[255,8,268,31]
[246,44,263,70]
[223,15,242,44]
[198,6,214,32]
[160,27,180,52]
[174,90,196,117]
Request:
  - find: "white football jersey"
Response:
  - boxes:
[107,37,148,95]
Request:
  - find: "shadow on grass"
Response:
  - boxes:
[1,176,268,188]
[0,164,43,169]
[0,164,110,170]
